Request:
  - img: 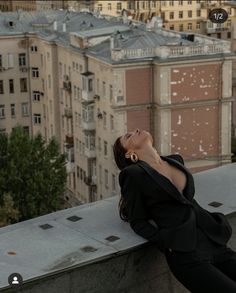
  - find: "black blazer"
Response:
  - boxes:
[119,154,232,252]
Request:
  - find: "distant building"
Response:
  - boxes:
[0,10,234,206]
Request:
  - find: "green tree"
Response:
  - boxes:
[0,193,20,227]
[0,125,67,224]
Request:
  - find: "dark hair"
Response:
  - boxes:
[113,135,134,222]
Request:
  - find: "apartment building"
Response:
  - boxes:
[0,0,68,11]
[0,10,234,206]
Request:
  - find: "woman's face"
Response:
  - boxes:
[120,129,153,153]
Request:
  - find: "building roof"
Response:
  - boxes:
[0,10,233,63]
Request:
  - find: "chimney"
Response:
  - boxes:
[53,21,57,31]
[62,22,66,32]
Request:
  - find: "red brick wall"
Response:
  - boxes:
[171,105,219,159]
[171,64,221,103]
[126,68,151,104]
[127,109,151,133]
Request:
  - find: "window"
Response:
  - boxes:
[187,0,192,4]
[104,169,108,188]
[179,0,183,5]
[18,53,26,66]
[227,8,231,15]
[227,32,231,39]
[31,46,38,52]
[48,75,51,89]
[88,78,93,91]
[110,114,114,130]
[20,78,27,92]
[11,104,15,117]
[99,165,102,184]
[97,78,100,93]
[98,137,101,151]
[47,52,50,60]
[179,24,183,31]
[0,105,5,119]
[227,20,231,28]
[0,55,2,67]
[170,24,174,30]
[109,85,113,102]
[179,11,183,18]
[32,67,39,78]
[104,141,108,156]
[21,102,29,116]
[33,113,41,124]
[187,23,192,30]
[102,81,106,96]
[197,10,201,17]
[112,174,116,192]
[217,33,221,39]
[169,1,174,6]
[108,3,111,10]
[59,62,62,78]
[117,2,122,10]
[98,3,102,10]
[0,80,4,94]
[103,111,107,128]
[196,22,200,30]
[170,12,174,19]
[8,79,14,93]
[188,10,192,18]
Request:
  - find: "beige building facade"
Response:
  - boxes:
[0,11,234,207]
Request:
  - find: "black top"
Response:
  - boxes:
[119,154,232,253]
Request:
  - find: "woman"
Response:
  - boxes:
[113,128,236,293]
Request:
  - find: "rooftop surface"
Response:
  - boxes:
[0,162,236,290]
[0,10,232,63]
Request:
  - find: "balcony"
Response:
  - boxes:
[81,90,94,102]
[65,134,74,147]
[82,120,95,130]
[63,81,71,92]
[19,66,28,72]
[64,107,72,118]
[0,162,236,292]
[84,175,97,186]
[84,147,96,158]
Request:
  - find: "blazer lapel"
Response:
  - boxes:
[163,156,195,201]
[137,156,195,203]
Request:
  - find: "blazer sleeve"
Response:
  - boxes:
[119,167,164,251]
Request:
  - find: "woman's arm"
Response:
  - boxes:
[119,167,164,251]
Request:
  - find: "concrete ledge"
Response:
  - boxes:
[1,163,236,292]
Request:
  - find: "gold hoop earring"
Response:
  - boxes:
[130,153,138,163]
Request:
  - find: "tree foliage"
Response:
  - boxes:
[0,126,67,226]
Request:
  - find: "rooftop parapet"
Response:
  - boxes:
[0,162,236,292]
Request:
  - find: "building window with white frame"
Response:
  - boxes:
[21,102,29,116]
[197,10,201,17]
[98,3,102,10]
[196,22,200,30]
[18,53,26,66]
[0,105,5,119]
[103,111,107,128]
[104,140,108,156]
[9,79,14,93]
[179,11,183,18]
[31,46,38,52]
[178,0,183,5]
[187,23,192,30]
[11,103,15,117]
[0,80,3,94]
[102,81,106,97]
[179,24,183,31]
[32,67,39,78]
[104,169,108,188]
[110,114,114,130]
[188,10,192,18]
[169,1,174,6]
[33,113,41,124]
[170,12,174,19]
